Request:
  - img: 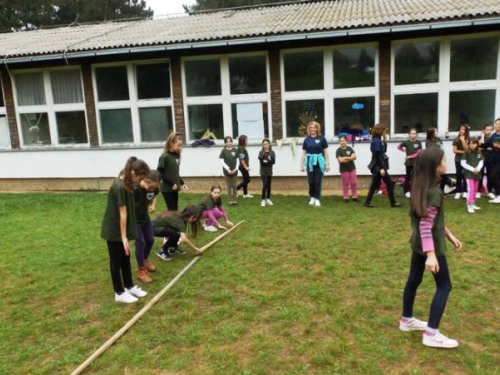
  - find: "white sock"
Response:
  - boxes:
[425,327,438,335]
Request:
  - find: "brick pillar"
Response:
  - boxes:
[269,48,283,140]
[379,38,391,128]
[170,56,186,142]
[1,68,20,148]
[81,64,99,147]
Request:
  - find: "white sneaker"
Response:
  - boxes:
[454,193,461,200]
[126,286,147,298]
[467,205,475,214]
[314,199,321,207]
[204,225,217,232]
[489,196,500,204]
[261,200,266,207]
[115,291,138,304]
[472,205,481,210]
[422,331,459,349]
[266,199,273,206]
[399,318,427,332]
[309,197,315,205]
[488,192,496,199]
[405,192,411,198]
[243,194,254,198]
[462,192,468,199]
[475,193,481,199]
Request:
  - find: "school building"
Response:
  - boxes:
[0,0,499,191]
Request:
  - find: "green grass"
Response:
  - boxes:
[0,192,499,374]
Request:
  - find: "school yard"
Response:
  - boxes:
[0,192,499,375]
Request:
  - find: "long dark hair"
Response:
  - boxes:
[426,127,437,143]
[469,138,480,154]
[158,205,200,238]
[238,135,248,147]
[410,148,445,218]
[458,124,470,141]
[371,123,386,138]
[120,157,150,191]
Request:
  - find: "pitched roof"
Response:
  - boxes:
[1,0,500,59]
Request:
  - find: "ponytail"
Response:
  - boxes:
[120,157,150,191]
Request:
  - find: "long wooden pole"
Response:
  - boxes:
[71,221,244,375]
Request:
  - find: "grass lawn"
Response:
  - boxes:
[0,192,499,374]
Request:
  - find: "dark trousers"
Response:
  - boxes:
[365,171,396,205]
[307,165,323,199]
[162,191,179,211]
[135,221,154,267]
[489,162,500,195]
[402,252,452,329]
[404,166,414,193]
[106,241,133,294]
[261,175,272,200]
[154,227,180,251]
[237,167,251,195]
[455,161,466,193]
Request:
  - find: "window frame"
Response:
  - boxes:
[181,51,272,144]
[92,59,175,146]
[391,32,500,138]
[12,66,89,149]
[280,43,379,140]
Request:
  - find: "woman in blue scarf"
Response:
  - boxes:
[300,121,330,207]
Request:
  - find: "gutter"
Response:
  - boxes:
[4,16,500,64]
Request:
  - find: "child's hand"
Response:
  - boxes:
[194,247,202,255]
[148,205,156,213]
[122,239,131,256]
[227,220,234,227]
[425,252,440,274]
[172,183,178,191]
[448,234,462,252]
[326,164,330,172]
[182,184,189,191]
[247,167,251,171]
[219,225,227,230]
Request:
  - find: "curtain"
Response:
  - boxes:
[15,73,46,106]
[50,70,84,104]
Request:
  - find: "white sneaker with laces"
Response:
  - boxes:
[399,318,427,332]
[475,192,481,199]
[309,197,315,205]
[454,193,461,200]
[422,331,459,349]
[266,199,273,206]
[204,225,217,232]
[314,199,321,207]
[472,205,481,210]
[126,286,147,298]
[488,192,496,199]
[467,205,475,214]
[462,192,468,199]
[115,291,138,304]
[405,192,411,198]
[489,196,500,204]
[261,200,266,207]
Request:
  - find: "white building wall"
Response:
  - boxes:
[0,140,457,179]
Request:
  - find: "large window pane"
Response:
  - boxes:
[231,102,269,139]
[100,109,133,143]
[56,111,88,144]
[395,42,440,85]
[395,93,438,134]
[187,104,223,140]
[284,52,323,91]
[20,113,51,145]
[0,83,4,107]
[136,63,171,99]
[450,37,498,82]
[95,66,129,102]
[50,70,83,104]
[15,73,46,106]
[285,100,325,137]
[229,56,267,95]
[139,106,173,142]
[449,90,496,131]
[0,116,10,148]
[333,47,375,89]
[334,97,375,134]
[185,60,221,97]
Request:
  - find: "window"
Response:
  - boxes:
[93,61,174,145]
[284,51,323,91]
[395,93,438,134]
[183,54,270,142]
[14,68,88,147]
[0,115,10,148]
[282,45,378,139]
[449,90,496,131]
[392,34,500,135]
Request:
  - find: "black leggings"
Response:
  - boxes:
[404,166,414,193]
[402,252,452,329]
[135,222,155,267]
[162,191,179,211]
[455,161,466,193]
[106,241,134,294]
[365,171,396,205]
[261,175,272,200]
[237,167,251,195]
[489,162,500,195]
[154,227,180,251]
[307,165,323,199]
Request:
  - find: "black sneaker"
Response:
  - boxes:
[168,247,186,255]
[157,250,173,261]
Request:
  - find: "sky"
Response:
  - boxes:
[146,0,197,17]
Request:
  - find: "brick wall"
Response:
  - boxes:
[1,68,20,149]
[269,48,283,140]
[81,64,99,146]
[378,38,391,128]
[170,56,186,143]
